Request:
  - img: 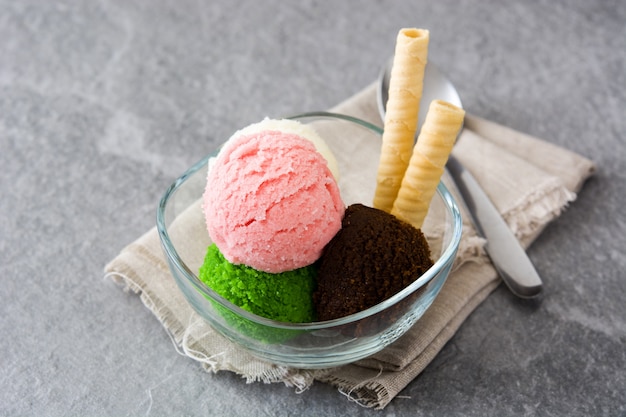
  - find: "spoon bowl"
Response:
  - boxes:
[377,59,462,131]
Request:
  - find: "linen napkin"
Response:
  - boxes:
[105,83,594,409]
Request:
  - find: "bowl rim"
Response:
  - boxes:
[156,111,463,331]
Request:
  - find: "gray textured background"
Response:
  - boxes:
[1,1,625,416]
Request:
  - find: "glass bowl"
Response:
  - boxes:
[156,112,462,369]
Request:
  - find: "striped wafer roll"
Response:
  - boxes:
[391,100,465,229]
[373,28,430,213]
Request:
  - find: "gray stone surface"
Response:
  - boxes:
[1,0,624,415]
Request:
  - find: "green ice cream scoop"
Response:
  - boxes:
[199,243,316,323]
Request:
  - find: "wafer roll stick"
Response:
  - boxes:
[373,28,430,213]
[391,100,465,229]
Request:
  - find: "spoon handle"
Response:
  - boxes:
[446,155,543,298]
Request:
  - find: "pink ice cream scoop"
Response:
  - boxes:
[202,121,345,273]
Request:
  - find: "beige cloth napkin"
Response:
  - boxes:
[105,83,594,409]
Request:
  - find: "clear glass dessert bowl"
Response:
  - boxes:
[157,112,462,369]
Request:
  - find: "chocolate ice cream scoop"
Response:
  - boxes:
[313,204,433,321]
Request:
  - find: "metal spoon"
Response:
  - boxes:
[378,59,543,298]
